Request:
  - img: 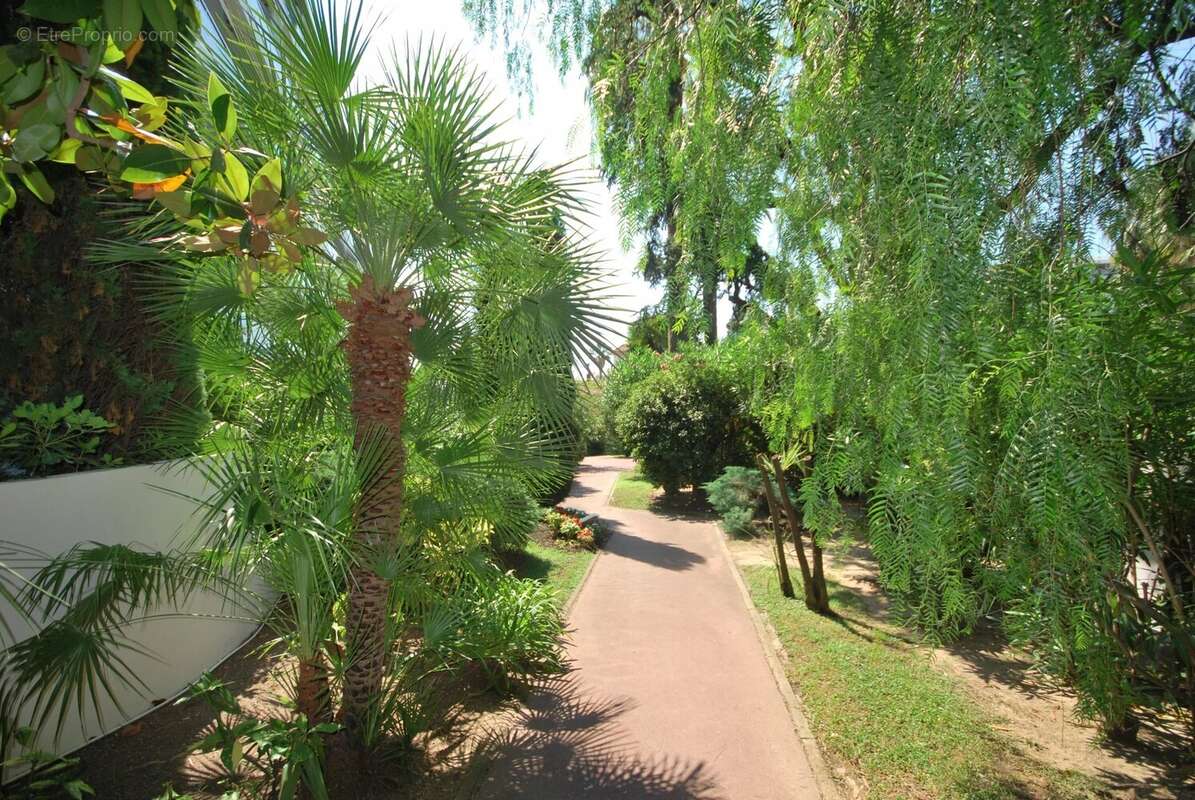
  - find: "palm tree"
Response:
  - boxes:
[4,0,615,762]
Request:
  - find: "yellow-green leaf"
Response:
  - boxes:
[102,0,142,53]
[207,72,236,141]
[214,150,249,201]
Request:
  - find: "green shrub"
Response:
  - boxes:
[616,356,759,494]
[703,466,766,536]
[450,575,566,691]
[601,347,664,452]
[0,395,117,479]
[719,506,756,537]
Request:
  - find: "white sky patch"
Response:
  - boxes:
[360,1,664,349]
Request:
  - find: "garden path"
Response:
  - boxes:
[475,455,822,799]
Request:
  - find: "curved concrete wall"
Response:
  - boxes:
[0,460,263,759]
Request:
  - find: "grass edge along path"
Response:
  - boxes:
[515,541,596,606]
[609,468,655,510]
[741,565,1103,800]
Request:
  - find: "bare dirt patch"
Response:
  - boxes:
[73,629,522,800]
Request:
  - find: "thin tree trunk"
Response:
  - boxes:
[702,275,717,345]
[756,455,794,598]
[336,277,422,742]
[768,454,830,614]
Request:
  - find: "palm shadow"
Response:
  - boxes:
[470,674,724,799]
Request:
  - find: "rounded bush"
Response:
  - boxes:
[616,358,758,495]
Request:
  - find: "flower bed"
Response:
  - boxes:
[542,506,605,550]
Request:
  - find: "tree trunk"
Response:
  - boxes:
[336,277,422,743]
[702,275,717,345]
[296,654,331,725]
[756,455,794,598]
[768,454,830,614]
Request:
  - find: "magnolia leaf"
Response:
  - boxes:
[154,189,189,216]
[178,233,226,253]
[119,143,189,182]
[19,0,101,23]
[207,72,236,141]
[130,170,187,198]
[132,95,168,130]
[140,0,176,37]
[214,150,249,201]
[289,227,327,246]
[280,239,301,263]
[18,165,55,203]
[102,0,142,53]
[259,253,290,273]
[249,157,281,195]
[2,59,46,105]
[248,189,278,216]
[97,65,154,103]
[75,144,106,171]
[11,123,61,162]
[48,137,82,164]
[237,262,260,295]
[0,173,16,223]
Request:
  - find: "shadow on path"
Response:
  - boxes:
[603,519,706,572]
[474,675,724,800]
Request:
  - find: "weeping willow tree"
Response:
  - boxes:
[466,0,783,345]
[763,0,1195,741]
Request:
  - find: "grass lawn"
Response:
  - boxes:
[513,541,596,606]
[742,566,1100,800]
[609,468,656,510]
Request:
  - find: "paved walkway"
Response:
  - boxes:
[476,456,821,799]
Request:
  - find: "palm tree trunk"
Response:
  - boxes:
[336,277,422,741]
[296,654,331,725]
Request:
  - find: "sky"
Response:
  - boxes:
[361,1,662,348]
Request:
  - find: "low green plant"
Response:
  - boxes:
[0,396,116,479]
[180,674,338,800]
[448,576,566,692]
[0,727,92,800]
[703,466,765,536]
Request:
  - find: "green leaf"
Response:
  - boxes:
[0,173,16,223]
[102,0,142,53]
[140,0,176,37]
[18,165,55,203]
[97,65,155,104]
[75,145,106,171]
[11,123,61,162]
[289,227,327,246]
[119,143,190,182]
[2,58,45,105]
[250,157,282,195]
[215,150,249,201]
[18,0,101,23]
[207,72,236,141]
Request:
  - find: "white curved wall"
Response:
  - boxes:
[0,460,264,759]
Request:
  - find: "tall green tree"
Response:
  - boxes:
[467,0,783,345]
